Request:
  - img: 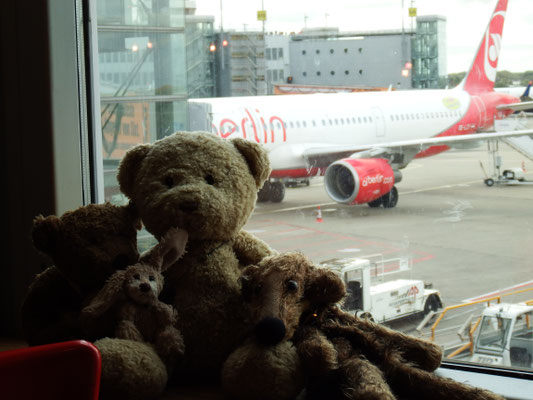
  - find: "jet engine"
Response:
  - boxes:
[324,158,401,206]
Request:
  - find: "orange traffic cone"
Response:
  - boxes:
[316,206,323,223]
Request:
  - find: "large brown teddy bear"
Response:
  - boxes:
[21,202,141,346]
[93,131,275,397]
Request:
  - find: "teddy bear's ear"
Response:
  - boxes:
[144,227,188,272]
[304,268,346,306]
[240,265,261,302]
[117,144,152,199]
[31,215,61,257]
[231,138,271,189]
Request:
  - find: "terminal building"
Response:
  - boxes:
[217,15,447,95]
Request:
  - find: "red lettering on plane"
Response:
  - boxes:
[244,108,261,143]
[269,116,286,142]
[216,111,287,143]
[219,118,237,138]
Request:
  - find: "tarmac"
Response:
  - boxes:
[245,142,533,350]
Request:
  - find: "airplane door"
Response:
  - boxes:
[371,107,386,138]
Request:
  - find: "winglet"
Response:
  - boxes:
[460,0,509,95]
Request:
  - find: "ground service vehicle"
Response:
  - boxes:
[468,303,533,368]
[321,257,443,323]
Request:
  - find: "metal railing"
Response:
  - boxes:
[430,287,533,358]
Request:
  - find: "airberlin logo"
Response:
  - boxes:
[362,174,392,186]
[484,10,505,83]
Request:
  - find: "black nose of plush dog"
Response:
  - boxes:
[254,317,286,346]
[140,283,151,292]
[179,201,198,212]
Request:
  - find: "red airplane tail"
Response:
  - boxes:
[460,0,508,95]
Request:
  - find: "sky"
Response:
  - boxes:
[194,0,533,74]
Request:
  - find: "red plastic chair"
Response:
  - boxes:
[0,340,101,400]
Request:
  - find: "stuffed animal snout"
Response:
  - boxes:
[124,266,163,305]
[241,252,345,347]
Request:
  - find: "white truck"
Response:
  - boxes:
[468,303,533,368]
[321,257,443,323]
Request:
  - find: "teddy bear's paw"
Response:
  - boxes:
[95,337,168,400]
[222,339,305,400]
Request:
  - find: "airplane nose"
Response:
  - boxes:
[254,317,286,346]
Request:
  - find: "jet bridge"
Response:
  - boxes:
[495,112,533,161]
[481,113,533,186]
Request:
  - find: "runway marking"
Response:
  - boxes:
[337,248,361,253]
[463,279,533,302]
[253,179,482,215]
[245,219,434,264]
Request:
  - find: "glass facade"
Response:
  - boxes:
[95,0,214,203]
[412,16,447,88]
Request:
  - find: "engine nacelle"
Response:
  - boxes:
[324,158,396,205]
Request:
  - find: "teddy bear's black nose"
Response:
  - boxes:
[179,201,198,212]
[139,283,151,292]
[254,317,286,346]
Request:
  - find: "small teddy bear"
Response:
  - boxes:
[82,227,188,365]
[21,202,141,345]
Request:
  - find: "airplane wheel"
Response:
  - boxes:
[269,182,285,203]
[382,186,398,208]
[484,178,495,187]
[257,182,271,202]
[368,198,382,208]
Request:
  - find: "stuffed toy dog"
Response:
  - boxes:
[223,252,504,400]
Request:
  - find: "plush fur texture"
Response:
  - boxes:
[304,308,505,400]
[94,337,168,400]
[93,131,275,398]
[222,252,345,400]
[228,252,504,400]
[21,202,141,345]
[82,228,187,366]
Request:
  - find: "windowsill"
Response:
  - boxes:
[437,361,533,400]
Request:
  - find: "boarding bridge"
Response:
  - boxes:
[494,112,533,160]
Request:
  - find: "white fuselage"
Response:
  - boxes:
[189,88,472,171]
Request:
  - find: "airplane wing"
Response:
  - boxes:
[302,128,533,168]
[496,101,533,112]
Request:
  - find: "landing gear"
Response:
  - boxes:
[367,198,382,208]
[367,186,398,208]
[257,181,285,203]
[382,186,398,208]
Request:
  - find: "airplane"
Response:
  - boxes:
[188,0,533,207]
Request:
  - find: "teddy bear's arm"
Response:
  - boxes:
[233,230,277,267]
[351,316,443,372]
[295,326,338,377]
[152,302,185,362]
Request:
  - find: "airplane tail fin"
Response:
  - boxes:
[460,0,508,95]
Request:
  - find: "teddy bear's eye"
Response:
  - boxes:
[164,176,174,188]
[286,280,298,292]
[205,174,215,185]
[133,274,141,280]
[149,275,155,281]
